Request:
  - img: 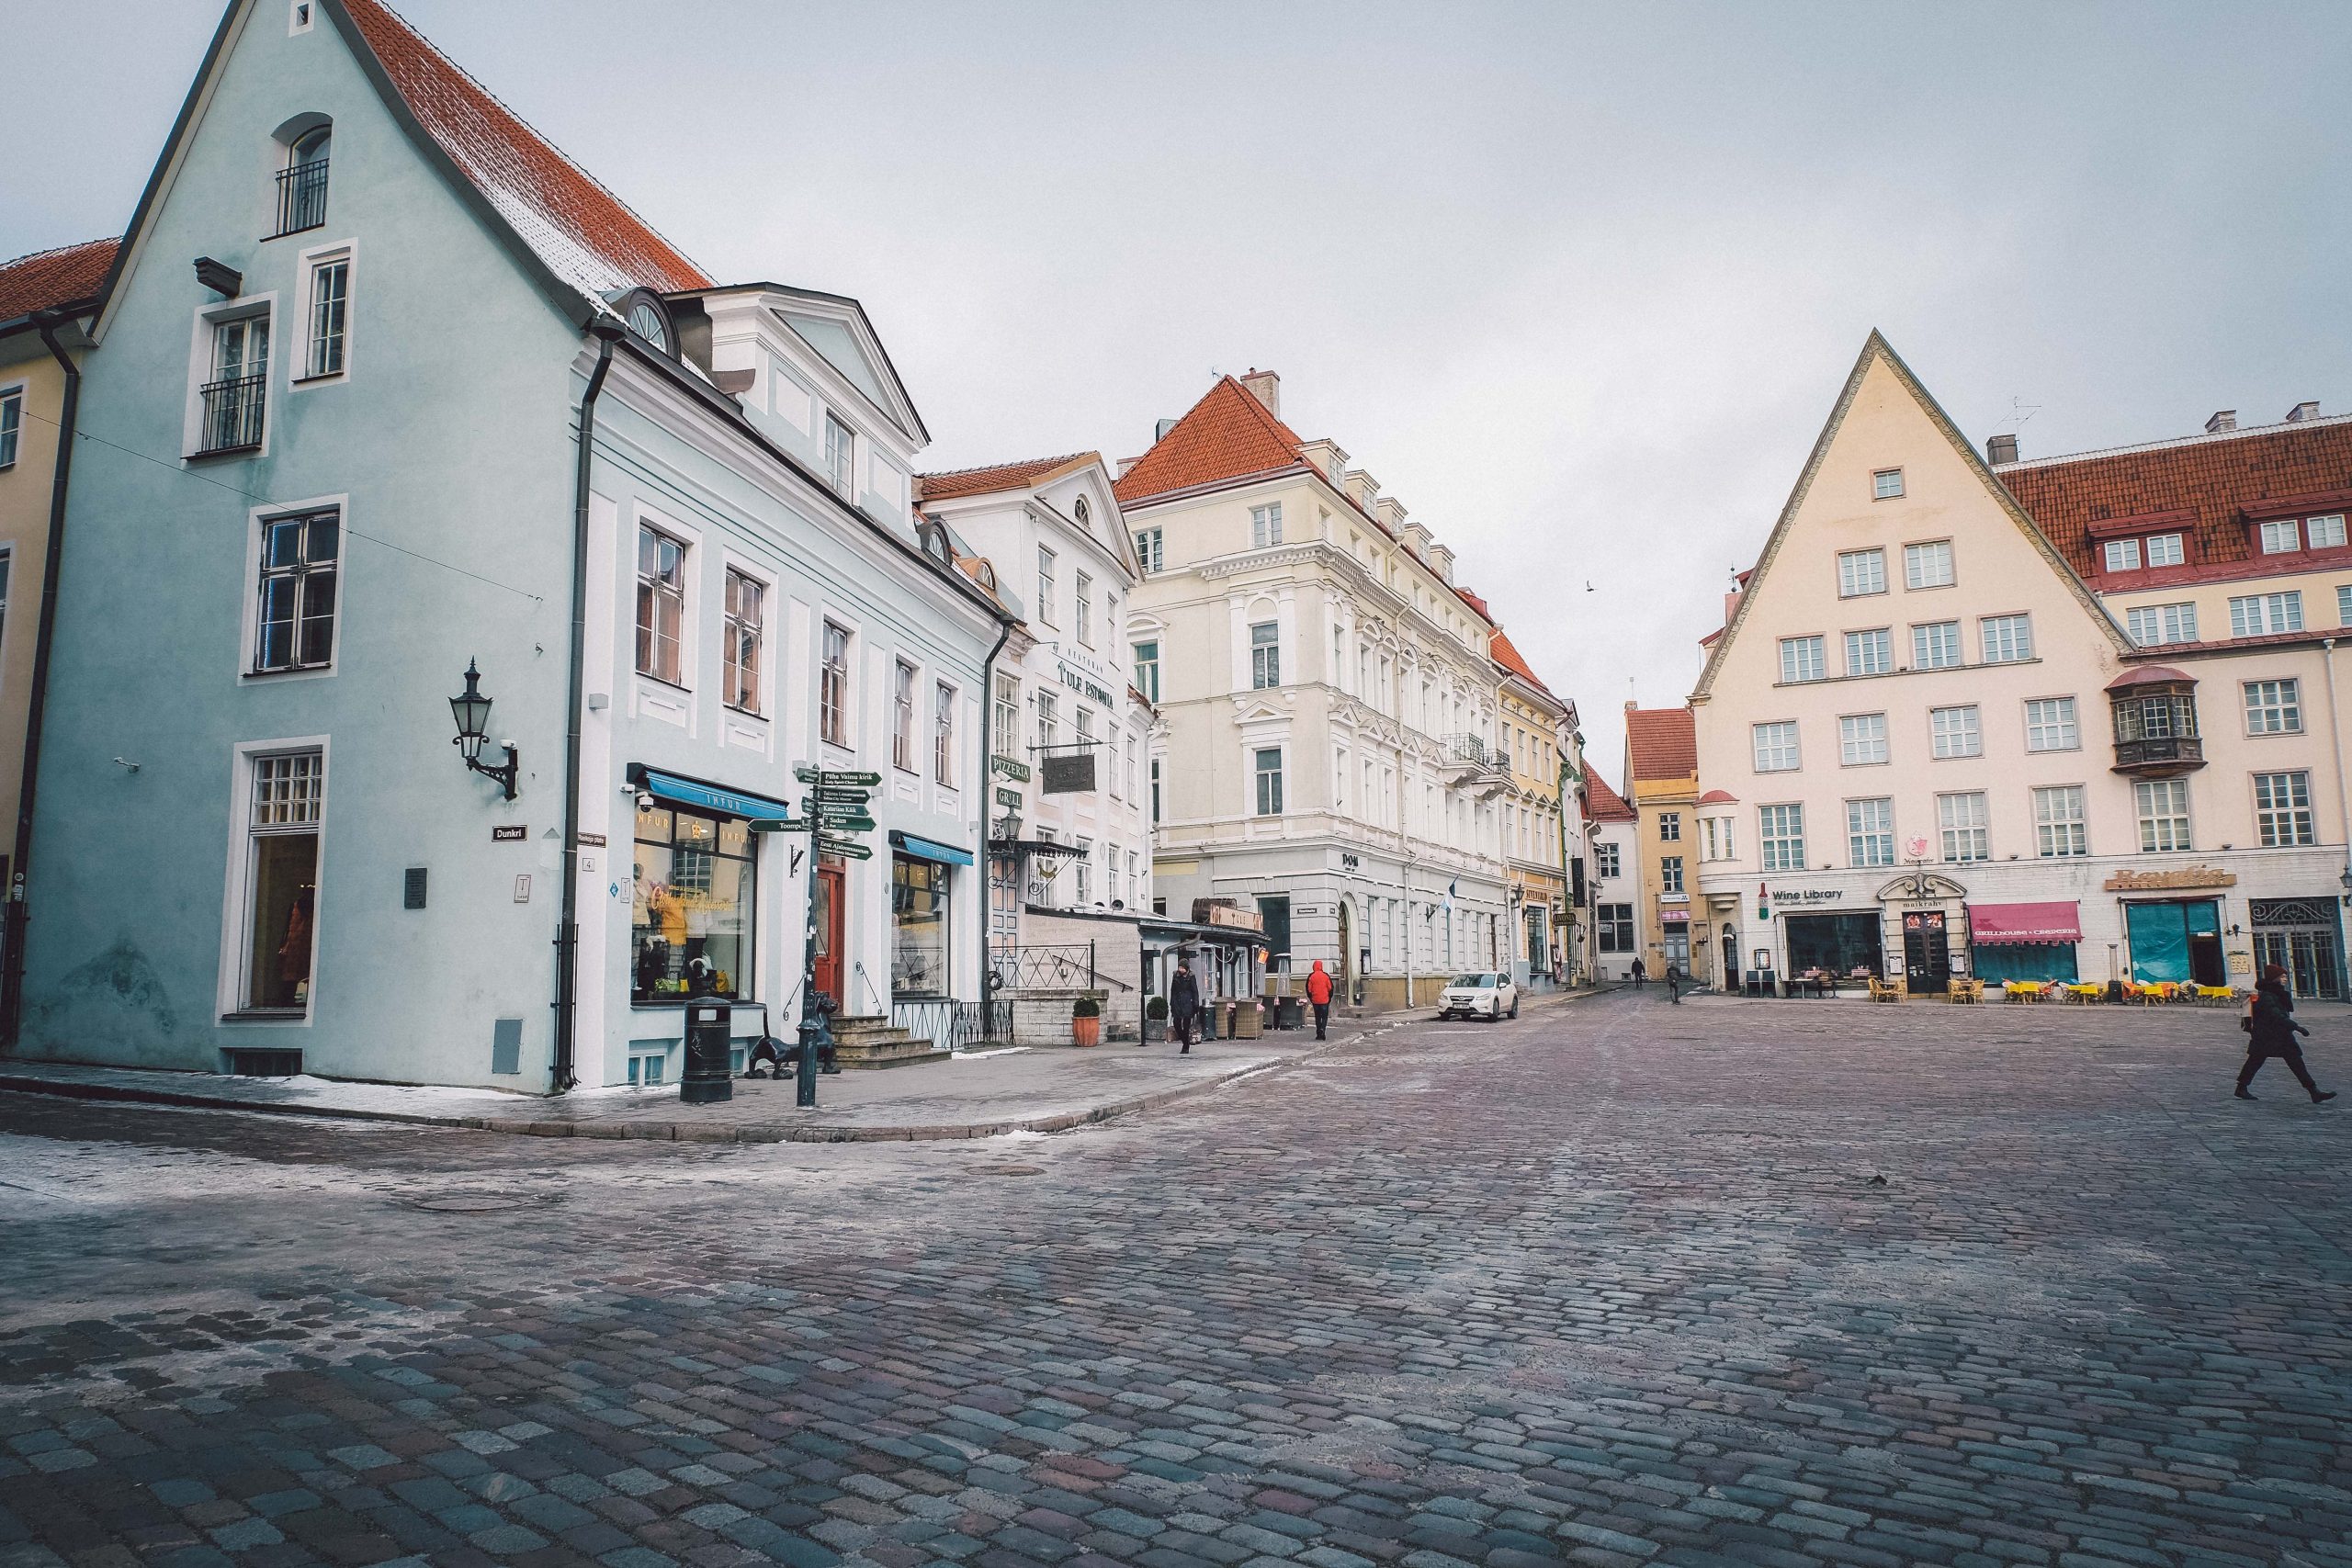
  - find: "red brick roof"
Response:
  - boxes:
[916,453,1093,503]
[341,0,710,299]
[0,238,117,322]
[1625,706,1697,784]
[1999,416,2352,587]
[1583,772,1637,823]
[1114,376,1307,505]
[1491,629,1556,702]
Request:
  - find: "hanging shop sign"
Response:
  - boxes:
[1041,751,1097,795]
[995,787,1023,809]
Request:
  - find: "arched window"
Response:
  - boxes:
[277,125,331,234]
[1073,496,1090,525]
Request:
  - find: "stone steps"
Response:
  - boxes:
[830,1015,952,1070]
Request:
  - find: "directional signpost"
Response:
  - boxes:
[742,768,886,1106]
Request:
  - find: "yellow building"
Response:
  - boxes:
[1622,703,1699,979]
[0,240,114,930]
[1492,628,1573,984]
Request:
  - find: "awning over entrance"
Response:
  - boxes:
[630,764,790,822]
[1967,900,2082,944]
[890,830,974,867]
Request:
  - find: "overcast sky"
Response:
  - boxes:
[12,1,2350,781]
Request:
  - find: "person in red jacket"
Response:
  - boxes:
[1306,960,1335,1040]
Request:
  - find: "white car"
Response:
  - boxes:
[1437,971,1518,1021]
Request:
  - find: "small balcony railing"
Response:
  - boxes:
[2112,735,2205,776]
[197,375,266,456]
[1441,732,1510,794]
[274,160,329,236]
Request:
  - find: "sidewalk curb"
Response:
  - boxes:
[0,1018,1403,1145]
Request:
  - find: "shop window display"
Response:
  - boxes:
[632,801,755,1001]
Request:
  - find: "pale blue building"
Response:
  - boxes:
[15,0,1007,1089]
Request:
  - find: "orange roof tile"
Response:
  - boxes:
[2000,415,2352,587]
[1113,376,1307,505]
[1583,772,1638,823]
[1625,706,1697,783]
[916,453,1094,503]
[1490,628,1557,702]
[0,238,117,322]
[341,0,710,299]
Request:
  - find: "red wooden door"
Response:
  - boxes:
[813,863,846,1005]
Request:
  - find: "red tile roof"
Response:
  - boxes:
[1625,706,1697,784]
[1583,772,1637,823]
[1999,416,2352,585]
[1114,376,1308,506]
[916,453,1093,503]
[1491,629,1557,703]
[0,238,117,322]
[340,0,710,299]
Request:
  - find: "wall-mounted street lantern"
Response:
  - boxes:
[449,659,519,800]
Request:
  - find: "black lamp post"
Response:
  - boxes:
[449,659,519,800]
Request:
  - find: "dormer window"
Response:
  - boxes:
[1073,496,1090,525]
[2103,538,2142,573]
[274,124,330,236]
[916,519,950,562]
[2146,532,2185,566]
[611,288,673,355]
[2261,518,2301,554]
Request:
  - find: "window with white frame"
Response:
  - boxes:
[934,681,956,786]
[239,749,324,1011]
[1759,804,1805,871]
[1250,502,1283,547]
[1075,570,1093,646]
[635,525,686,684]
[2310,513,2348,549]
[1132,639,1159,703]
[198,310,271,454]
[1844,627,1893,676]
[1149,757,1161,823]
[1913,620,1962,670]
[1596,841,1621,878]
[823,412,854,495]
[2024,696,2078,751]
[1938,792,1989,863]
[1838,712,1889,765]
[2146,533,2185,566]
[1779,635,1826,683]
[1133,527,1162,573]
[0,388,18,469]
[1981,614,2033,663]
[2135,778,2192,852]
[1753,720,1800,772]
[722,569,763,714]
[820,621,851,747]
[2103,538,2142,573]
[1035,687,1058,750]
[2033,784,2087,857]
[2260,518,2301,554]
[1250,621,1280,689]
[2230,591,2303,637]
[1872,468,1905,500]
[1702,817,1734,861]
[300,252,348,379]
[992,672,1020,759]
[1074,836,1092,904]
[2340,584,2352,626]
[1904,540,1955,590]
[1035,546,1056,625]
[1837,548,1885,598]
[1847,797,1894,866]
[1660,854,1684,894]
[1598,902,1635,953]
[2126,602,2198,647]
[2255,771,2316,847]
[1929,704,1981,759]
[252,507,339,673]
[1658,811,1680,842]
[2245,678,2302,734]
[1253,747,1283,816]
[892,660,917,772]
[1333,748,1350,816]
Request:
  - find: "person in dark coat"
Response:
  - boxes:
[1630,957,1646,989]
[2237,964,2336,1102]
[1169,962,1201,1054]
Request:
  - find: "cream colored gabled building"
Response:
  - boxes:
[1493,629,1577,986]
[1691,333,2350,996]
[1117,369,1519,1008]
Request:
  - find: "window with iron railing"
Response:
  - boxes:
[275,130,330,236]
[197,314,269,456]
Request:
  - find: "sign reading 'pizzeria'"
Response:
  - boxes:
[2103,865,2236,892]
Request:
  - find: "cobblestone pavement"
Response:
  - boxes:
[3,991,2349,1568]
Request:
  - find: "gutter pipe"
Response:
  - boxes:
[974,617,1012,1035]
[552,319,625,1093]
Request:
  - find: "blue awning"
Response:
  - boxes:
[890,830,974,866]
[631,765,791,823]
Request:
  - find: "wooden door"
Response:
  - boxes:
[814,863,846,1006]
[1903,910,1951,994]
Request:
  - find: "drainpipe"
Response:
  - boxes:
[974,617,1012,1036]
[3,313,85,1048]
[552,319,625,1093]
[2325,639,2352,995]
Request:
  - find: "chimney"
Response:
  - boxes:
[2286,400,2321,423]
[1623,698,1638,713]
[1115,455,1142,479]
[1154,417,1179,442]
[1238,367,1281,418]
[1985,433,2018,466]
[2205,410,2237,434]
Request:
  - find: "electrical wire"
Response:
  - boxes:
[14,402,545,604]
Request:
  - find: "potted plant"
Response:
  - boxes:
[1071,995,1102,1047]
[1144,995,1168,1042]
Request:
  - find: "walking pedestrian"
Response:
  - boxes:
[1630,956,1646,989]
[1666,963,1680,1004]
[2236,964,2336,1103]
[1170,962,1201,1055]
[1306,959,1334,1040]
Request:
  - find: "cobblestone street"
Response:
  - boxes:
[4,990,2349,1568]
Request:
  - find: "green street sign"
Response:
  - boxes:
[820,770,882,787]
[818,839,873,861]
[749,817,812,833]
[819,816,876,833]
